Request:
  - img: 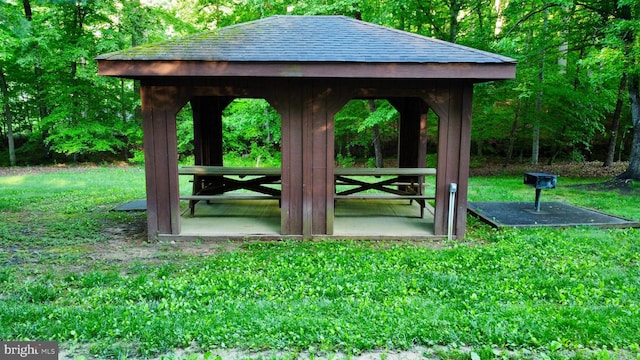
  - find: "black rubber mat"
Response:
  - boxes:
[468,201,639,228]
[112,200,147,211]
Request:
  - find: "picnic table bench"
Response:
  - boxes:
[179,166,436,217]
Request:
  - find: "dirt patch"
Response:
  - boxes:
[0,164,96,177]
[95,216,246,264]
[567,178,638,195]
[0,162,132,177]
[470,160,629,178]
[1,160,630,178]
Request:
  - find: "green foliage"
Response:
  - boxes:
[1,0,639,168]
[335,100,399,160]
[0,0,192,164]
[176,104,194,160]
[222,99,282,163]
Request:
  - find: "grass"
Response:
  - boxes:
[0,166,639,359]
[0,166,147,247]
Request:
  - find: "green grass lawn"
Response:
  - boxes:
[0,166,639,359]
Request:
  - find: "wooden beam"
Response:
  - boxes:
[98,60,516,82]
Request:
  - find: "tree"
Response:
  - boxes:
[0,0,636,169]
[613,1,640,180]
[367,100,384,168]
[0,68,15,166]
[0,1,23,166]
[222,99,282,165]
[0,0,198,165]
[570,0,640,178]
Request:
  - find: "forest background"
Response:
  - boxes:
[1,0,639,178]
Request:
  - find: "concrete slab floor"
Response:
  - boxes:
[179,199,435,238]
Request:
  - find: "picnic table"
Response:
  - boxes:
[179,166,281,215]
[334,167,436,218]
[179,166,436,217]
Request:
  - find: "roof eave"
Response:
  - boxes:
[97,60,516,81]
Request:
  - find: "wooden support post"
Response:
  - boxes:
[141,85,187,241]
[428,84,474,238]
[272,80,303,235]
[191,96,233,166]
[391,98,428,168]
[272,80,350,237]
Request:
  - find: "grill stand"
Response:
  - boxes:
[534,188,542,212]
[524,172,558,212]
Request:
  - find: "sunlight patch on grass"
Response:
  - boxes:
[0,175,27,185]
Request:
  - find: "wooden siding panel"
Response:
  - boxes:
[311,82,328,235]
[455,84,474,237]
[301,83,314,236]
[429,85,473,238]
[392,98,425,168]
[141,86,158,240]
[276,83,305,235]
[445,88,463,237]
[433,87,450,236]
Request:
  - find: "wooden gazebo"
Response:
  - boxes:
[96,15,515,241]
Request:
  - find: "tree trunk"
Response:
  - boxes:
[22,0,32,20]
[23,0,50,160]
[368,100,384,168]
[493,0,506,35]
[604,75,626,167]
[449,0,460,42]
[531,8,548,166]
[532,98,541,165]
[505,99,521,166]
[131,0,143,128]
[617,74,640,180]
[1,67,16,166]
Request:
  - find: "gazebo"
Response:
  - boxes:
[96,15,515,241]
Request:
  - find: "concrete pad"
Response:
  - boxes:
[334,199,435,237]
[181,199,281,237]
[179,199,436,238]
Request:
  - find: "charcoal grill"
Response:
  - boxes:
[524,172,557,212]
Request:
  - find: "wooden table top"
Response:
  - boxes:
[179,166,281,176]
[180,166,436,176]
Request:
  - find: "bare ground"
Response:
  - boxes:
[0,160,631,178]
[468,160,630,178]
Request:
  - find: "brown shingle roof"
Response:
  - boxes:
[96,15,515,64]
